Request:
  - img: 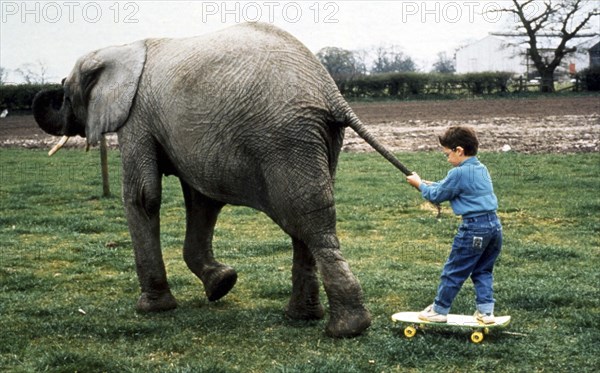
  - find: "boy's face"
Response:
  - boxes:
[443,146,466,167]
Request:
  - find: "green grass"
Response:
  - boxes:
[1,148,599,372]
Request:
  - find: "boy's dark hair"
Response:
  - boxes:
[438,126,479,156]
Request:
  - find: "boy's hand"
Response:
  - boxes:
[406,172,422,190]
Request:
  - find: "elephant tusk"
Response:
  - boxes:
[48,136,70,156]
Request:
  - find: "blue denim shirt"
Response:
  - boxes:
[419,157,498,218]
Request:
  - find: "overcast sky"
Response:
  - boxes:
[1,1,597,83]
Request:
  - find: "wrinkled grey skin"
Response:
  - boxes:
[33,23,397,338]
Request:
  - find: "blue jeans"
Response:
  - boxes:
[432,213,502,315]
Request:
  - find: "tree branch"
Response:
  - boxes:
[494,0,600,92]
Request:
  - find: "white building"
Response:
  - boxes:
[455,35,599,78]
[455,35,526,75]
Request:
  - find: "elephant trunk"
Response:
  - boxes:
[33,88,86,156]
[32,88,68,136]
[32,88,83,137]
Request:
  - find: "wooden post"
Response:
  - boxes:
[100,135,110,197]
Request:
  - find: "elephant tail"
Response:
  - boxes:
[341,109,413,176]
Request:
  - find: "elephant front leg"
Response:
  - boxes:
[181,182,237,302]
[122,173,177,313]
[286,237,324,320]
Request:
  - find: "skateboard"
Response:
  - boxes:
[391,311,511,343]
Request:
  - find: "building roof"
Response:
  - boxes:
[589,41,600,53]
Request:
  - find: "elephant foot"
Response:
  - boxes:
[285,300,325,320]
[136,291,177,312]
[326,306,371,338]
[204,266,238,302]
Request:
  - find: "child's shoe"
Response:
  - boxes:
[474,310,495,324]
[418,304,448,323]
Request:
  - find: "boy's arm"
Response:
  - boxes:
[406,173,435,190]
[406,173,422,190]
[408,170,459,204]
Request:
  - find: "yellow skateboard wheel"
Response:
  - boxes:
[404,326,417,338]
[471,331,484,343]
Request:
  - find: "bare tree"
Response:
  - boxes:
[0,66,8,85]
[316,47,366,82]
[494,0,599,92]
[432,52,456,74]
[371,45,417,74]
[15,60,50,84]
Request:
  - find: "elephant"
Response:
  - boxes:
[32,22,407,338]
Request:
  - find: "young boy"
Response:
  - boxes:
[406,126,502,324]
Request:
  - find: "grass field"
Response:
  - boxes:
[1,148,598,372]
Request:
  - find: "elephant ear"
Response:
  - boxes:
[80,40,146,145]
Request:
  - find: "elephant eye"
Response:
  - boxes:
[63,85,72,99]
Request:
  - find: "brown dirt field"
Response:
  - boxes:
[346,96,599,153]
[1,96,598,153]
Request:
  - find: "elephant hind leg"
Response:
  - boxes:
[181,181,237,302]
[286,237,324,320]
[268,182,371,337]
[203,267,237,302]
[309,232,372,338]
